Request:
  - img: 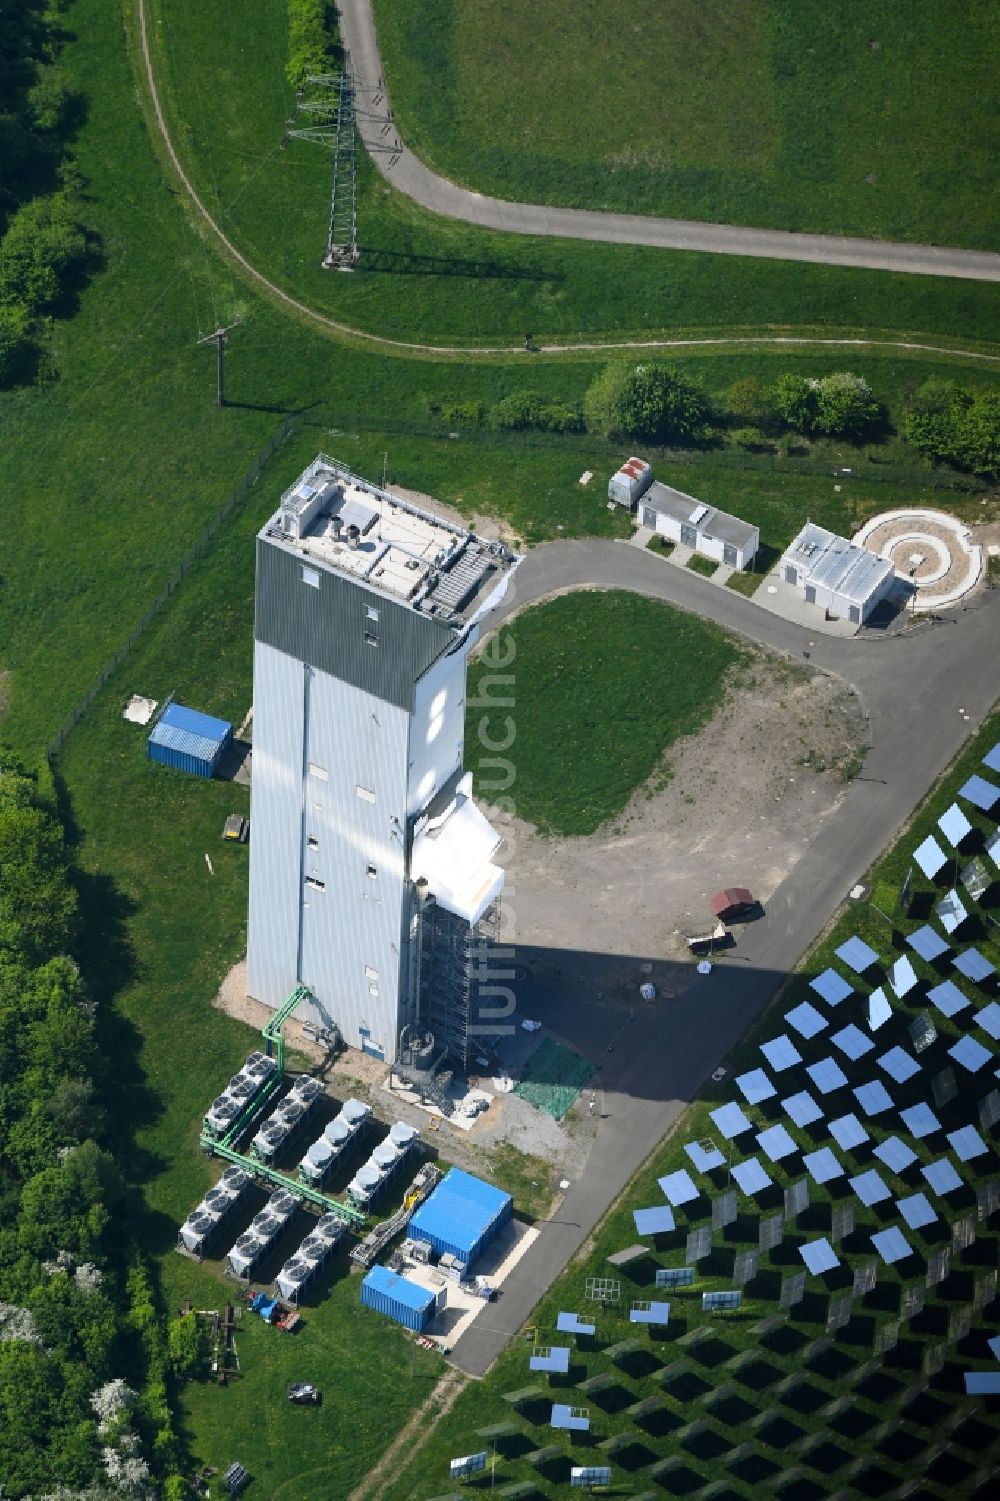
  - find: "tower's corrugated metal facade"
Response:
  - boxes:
[247,458,514,1068]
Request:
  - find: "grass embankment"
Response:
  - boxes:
[466,591,743,835]
[144,0,1000,347]
[382,708,1000,1500]
[376,0,1000,251]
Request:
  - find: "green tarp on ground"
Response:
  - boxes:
[513,1037,597,1119]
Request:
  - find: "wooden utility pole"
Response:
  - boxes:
[197,319,240,407]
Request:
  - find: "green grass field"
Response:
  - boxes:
[375,0,1000,250]
[381,708,1000,1500]
[140,0,1000,347]
[465,591,744,834]
[2,0,998,768]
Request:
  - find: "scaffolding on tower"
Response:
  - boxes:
[286,53,398,270]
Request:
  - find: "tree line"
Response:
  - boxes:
[428,362,1000,480]
[0,0,98,388]
[0,756,179,1500]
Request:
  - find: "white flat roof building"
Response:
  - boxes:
[780,523,895,625]
[638,481,759,570]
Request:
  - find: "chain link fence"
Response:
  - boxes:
[46,413,300,763]
[305,406,980,493]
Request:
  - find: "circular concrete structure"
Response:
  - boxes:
[854,508,982,610]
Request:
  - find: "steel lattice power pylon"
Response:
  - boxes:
[287,53,398,270]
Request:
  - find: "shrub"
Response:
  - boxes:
[166,1312,202,1381]
[286,1,337,94]
[731,425,770,452]
[27,66,77,133]
[486,391,584,432]
[489,390,543,430]
[0,191,89,316]
[951,390,1000,476]
[725,376,776,425]
[771,371,882,441]
[440,398,486,428]
[904,378,1000,477]
[772,373,818,433]
[584,362,711,443]
[904,378,962,460]
[813,371,882,440]
[0,301,33,384]
[536,402,585,433]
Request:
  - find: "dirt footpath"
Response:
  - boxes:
[498,652,867,978]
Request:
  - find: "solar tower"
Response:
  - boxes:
[247,456,517,1069]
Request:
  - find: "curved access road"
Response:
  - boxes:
[339,0,1000,283]
[448,545,1000,1376]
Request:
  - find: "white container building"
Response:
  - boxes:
[608,457,654,508]
[178,1165,252,1258]
[225,1189,298,1280]
[348,1122,419,1206]
[252,1075,324,1163]
[297,1096,372,1186]
[638,482,759,570]
[202,1050,278,1139]
[275,1213,348,1304]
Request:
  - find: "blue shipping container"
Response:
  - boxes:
[360,1264,436,1332]
[408,1168,512,1269]
[147,702,233,778]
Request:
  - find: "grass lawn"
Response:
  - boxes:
[686,553,720,577]
[725,569,765,597]
[380,707,1000,1501]
[376,0,1000,250]
[141,0,1000,346]
[465,591,744,835]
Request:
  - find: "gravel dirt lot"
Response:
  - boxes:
[498,650,867,981]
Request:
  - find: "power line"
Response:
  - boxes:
[196,319,241,407]
[287,52,397,270]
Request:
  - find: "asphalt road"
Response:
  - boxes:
[337,1,1000,283]
[448,544,1000,1375]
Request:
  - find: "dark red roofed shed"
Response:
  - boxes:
[710,888,756,921]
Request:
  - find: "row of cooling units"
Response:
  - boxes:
[203,1049,280,1138]
[179,1167,348,1302]
[202,1050,421,1204]
[182,1074,425,1305]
